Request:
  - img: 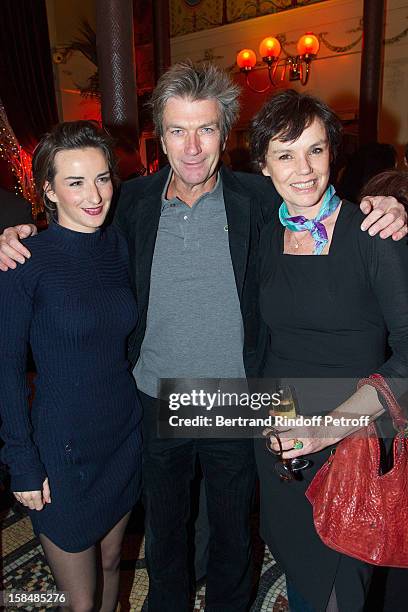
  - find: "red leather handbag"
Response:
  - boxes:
[305,374,408,567]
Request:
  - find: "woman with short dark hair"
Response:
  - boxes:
[252,90,408,611]
[0,121,142,611]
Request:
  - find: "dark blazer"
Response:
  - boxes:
[113,164,280,377]
[0,187,33,234]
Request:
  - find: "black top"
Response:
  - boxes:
[260,201,408,397]
[256,201,408,610]
[0,187,33,233]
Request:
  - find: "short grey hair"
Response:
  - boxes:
[150,60,240,142]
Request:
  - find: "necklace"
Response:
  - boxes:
[292,231,308,250]
[279,185,341,255]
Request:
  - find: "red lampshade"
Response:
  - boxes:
[259,36,281,61]
[236,48,257,70]
[297,33,320,57]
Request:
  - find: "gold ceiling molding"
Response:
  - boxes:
[223,15,408,74]
[317,16,408,53]
[170,0,328,37]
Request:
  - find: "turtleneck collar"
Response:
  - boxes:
[46,221,106,254]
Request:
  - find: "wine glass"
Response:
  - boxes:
[266,385,311,481]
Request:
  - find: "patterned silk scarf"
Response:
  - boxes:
[278,184,341,255]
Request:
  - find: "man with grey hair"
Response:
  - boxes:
[115,61,406,611]
[119,61,268,611]
[0,61,406,611]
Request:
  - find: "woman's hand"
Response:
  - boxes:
[264,384,385,459]
[264,423,341,459]
[14,477,51,511]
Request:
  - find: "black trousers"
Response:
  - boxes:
[139,390,256,612]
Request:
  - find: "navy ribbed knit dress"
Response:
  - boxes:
[0,222,142,552]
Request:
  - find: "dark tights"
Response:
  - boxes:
[39,511,130,612]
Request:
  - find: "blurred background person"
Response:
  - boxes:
[0,185,33,495]
[0,186,33,234]
[360,169,408,210]
[337,142,397,202]
[360,166,408,612]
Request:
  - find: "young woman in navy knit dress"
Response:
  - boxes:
[0,122,142,611]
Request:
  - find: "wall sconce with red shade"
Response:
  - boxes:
[237,32,319,92]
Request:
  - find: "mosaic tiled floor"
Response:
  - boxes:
[1,500,288,611]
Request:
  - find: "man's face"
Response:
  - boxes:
[161,97,224,193]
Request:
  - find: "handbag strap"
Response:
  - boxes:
[357,373,408,432]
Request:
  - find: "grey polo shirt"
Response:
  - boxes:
[133,173,246,398]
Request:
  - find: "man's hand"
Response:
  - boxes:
[360,196,407,240]
[0,224,37,271]
[13,477,51,511]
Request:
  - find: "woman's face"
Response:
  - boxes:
[261,118,331,217]
[45,147,113,233]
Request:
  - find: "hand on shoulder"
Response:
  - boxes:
[0,224,36,271]
[359,196,407,241]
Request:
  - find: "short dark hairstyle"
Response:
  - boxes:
[32,120,117,221]
[360,169,408,208]
[250,89,343,170]
[150,60,240,143]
